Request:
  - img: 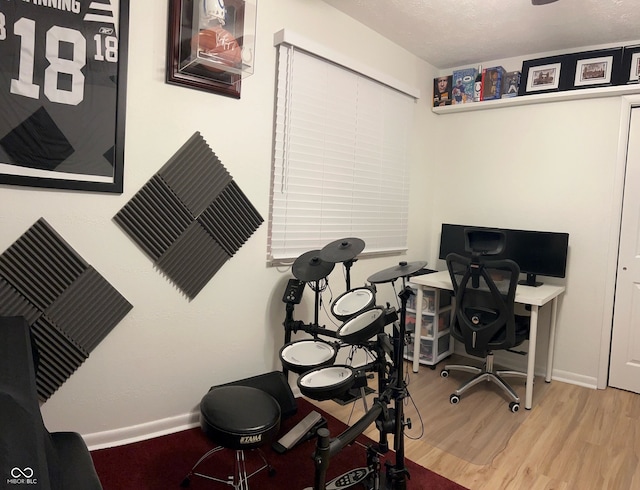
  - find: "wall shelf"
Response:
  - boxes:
[433,84,640,114]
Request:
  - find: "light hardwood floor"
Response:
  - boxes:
[309,359,640,490]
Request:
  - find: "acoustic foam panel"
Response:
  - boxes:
[114,132,263,299]
[30,315,88,402]
[0,218,133,401]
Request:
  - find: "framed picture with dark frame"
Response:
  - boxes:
[519,55,570,96]
[166,0,253,99]
[0,0,130,193]
[565,47,623,89]
[621,45,640,84]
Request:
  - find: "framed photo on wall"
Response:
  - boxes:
[0,0,129,193]
[574,56,614,86]
[519,55,569,96]
[565,48,623,89]
[166,0,254,99]
[621,45,640,83]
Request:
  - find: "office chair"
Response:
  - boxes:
[440,229,530,412]
[0,316,103,489]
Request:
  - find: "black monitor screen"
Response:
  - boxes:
[439,223,569,286]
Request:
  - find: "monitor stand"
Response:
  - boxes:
[519,273,543,287]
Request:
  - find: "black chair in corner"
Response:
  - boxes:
[440,229,530,412]
[0,316,103,490]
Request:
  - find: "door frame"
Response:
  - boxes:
[598,94,640,389]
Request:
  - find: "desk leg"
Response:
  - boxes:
[412,287,423,373]
[546,297,558,383]
[525,305,539,410]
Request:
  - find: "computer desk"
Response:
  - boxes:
[409,270,565,410]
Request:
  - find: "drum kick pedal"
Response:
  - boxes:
[302,467,373,490]
[272,410,327,454]
[306,467,373,490]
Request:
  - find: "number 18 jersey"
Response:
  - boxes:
[0,0,121,178]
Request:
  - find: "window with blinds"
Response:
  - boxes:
[268,41,416,263]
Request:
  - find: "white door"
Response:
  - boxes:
[610,107,640,392]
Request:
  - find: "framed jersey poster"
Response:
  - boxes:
[0,0,129,193]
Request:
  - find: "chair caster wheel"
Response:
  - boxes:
[268,467,276,477]
[509,402,520,413]
[440,369,449,378]
[450,394,460,404]
[180,476,191,488]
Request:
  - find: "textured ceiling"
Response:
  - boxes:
[322,0,640,69]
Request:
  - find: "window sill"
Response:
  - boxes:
[432,84,640,114]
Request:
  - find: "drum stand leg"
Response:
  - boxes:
[343,258,356,291]
[381,285,413,490]
[310,287,413,490]
[313,280,321,329]
[360,386,369,412]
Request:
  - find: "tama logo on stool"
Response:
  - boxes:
[7,466,38,485]
[240,434,262,444]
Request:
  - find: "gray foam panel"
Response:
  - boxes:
[114,132,263,299]
[0,218,133,401]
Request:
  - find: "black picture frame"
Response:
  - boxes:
[519,55,571,96]
[564,47,623,90]
[166,0,246,99]
[621,45,640,84]
[0,0,129,193]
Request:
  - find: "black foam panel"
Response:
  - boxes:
[114,132,263,299]
[0,218,133,401]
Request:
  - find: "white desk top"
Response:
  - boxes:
[409,270,565,307]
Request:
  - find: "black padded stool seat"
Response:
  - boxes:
[200,385,281,450]
[181,385,281,488]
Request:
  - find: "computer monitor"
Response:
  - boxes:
[439,223,569,286]
[464,229,506,256]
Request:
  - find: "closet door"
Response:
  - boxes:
[609,106,640,393]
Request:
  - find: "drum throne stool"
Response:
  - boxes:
[180,385,281,488]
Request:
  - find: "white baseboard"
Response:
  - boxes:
[453,348,599,390]
[84,384,304,451]
[84,410,200,451]
[83,366,597,452]
[549,369,598,390]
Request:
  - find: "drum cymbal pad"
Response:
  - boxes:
[319,237,365,263]
[292,250,336,282]
[367,261,427,284]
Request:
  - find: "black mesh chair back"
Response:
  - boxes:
[441,228,530,411]
[446,253,521,357]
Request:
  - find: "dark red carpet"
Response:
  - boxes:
[91,398,466,489]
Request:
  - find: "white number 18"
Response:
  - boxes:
[10,17,86,106]
[0,13,6,40]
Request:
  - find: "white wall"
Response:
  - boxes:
[0,0,435,443]
[427,97,625,386]
[1,0,630,445]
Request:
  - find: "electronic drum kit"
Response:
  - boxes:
[280,237,427,490]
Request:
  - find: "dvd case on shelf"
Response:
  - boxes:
[452,67,477,104]
[502,71,521,98]
[433,75,453,107]
[481,66,506,100]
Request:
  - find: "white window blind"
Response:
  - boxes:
[268,42,415,262]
